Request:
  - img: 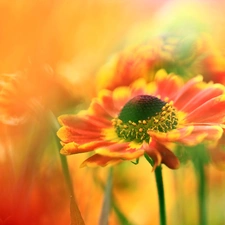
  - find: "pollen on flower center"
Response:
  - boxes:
[112,95,178,143]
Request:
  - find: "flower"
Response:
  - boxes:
[95,34,206,91]
[0,64,79,125]
[207,128,225,169]
[200,36,225,85]
[57,69,225,170]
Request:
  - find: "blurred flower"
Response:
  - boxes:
[0,62,82,126]
[95,0,225,93]
[0,66,51,125]
[57,70,225,170]
[96,33,207,91]
[207,129,225,170]
[199,35,225,85]
[0,71,31,125]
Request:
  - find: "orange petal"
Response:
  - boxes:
[80,154,122,167]
[173,75,204,110]
[58,114,111,129]
[98,89,118,117]
[60,140,114,155]
[88,99,111,118]
[143,144,162,171]
[88,90,120,118]
[144,141,180,170]
[180,83,225,113]
[129,78,147,96]
[154,69,184,101]
[177,125,223,146]
[60,142,80,155]
[57,126,102,144]
[185,95,225,123]
[209,147,225,170]
[96,142,144,160]
[112,86,131,110]
[148,126,194,143]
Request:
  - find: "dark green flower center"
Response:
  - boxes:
[112,95,178,143]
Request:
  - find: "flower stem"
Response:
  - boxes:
[144,153,166,225]
[195,158,207,225]
[60,154,85,225]
[190,144,208,225]
[99,167,113,225]
[93,169,134,225]
[49,111,85,225]
[154,166,166,225]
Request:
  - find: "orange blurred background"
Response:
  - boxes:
[1,0,225,225]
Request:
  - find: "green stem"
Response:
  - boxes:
[99,167,113,225]
[93,169,134,225]
[59,154,75,198]
[144,153,166,225]
[195,158,207,225]
[60,154,85,225]
[49,111,85,225]
[155,166,166,225]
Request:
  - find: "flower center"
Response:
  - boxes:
[112,95,178,143]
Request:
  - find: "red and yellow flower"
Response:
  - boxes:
[96,34,206,92]
[57,69,225,169]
